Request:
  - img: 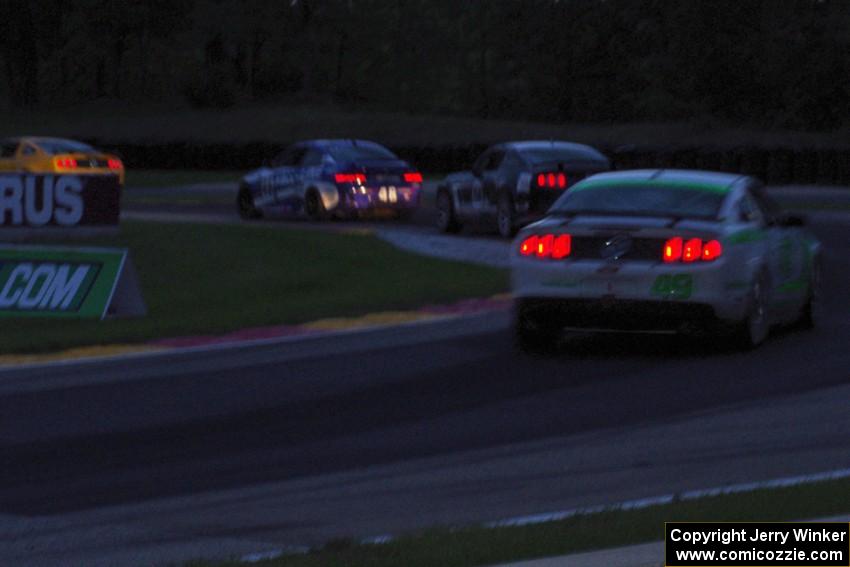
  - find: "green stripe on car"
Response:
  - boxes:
[727,229,767,245]
[571,179,731,195]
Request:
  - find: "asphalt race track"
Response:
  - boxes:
[1,190,849,566]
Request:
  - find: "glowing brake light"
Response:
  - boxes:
[552,234,571,259]
[520,235,538,256]
[663,237,682,263]
[403,172,423,183]
[682,238,702,263]
[702,239,723,261]
[519,234,571,259]
[663,237,722,263]
[54,157,77,169]
[536,172,568,189]
[108,158,122,169]
[335,173,366,184]
[537,234,554,257]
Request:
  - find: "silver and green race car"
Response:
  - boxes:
[511,169,821,351]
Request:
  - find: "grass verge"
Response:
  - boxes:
[122,192,237,207]
[125,169,245,188]
[0,221,507,354]
[190,477,850,567]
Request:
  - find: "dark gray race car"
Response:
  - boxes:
[435,141,610,237]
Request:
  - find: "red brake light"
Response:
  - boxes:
[519,233,571,259]
[682,238,702,263]
[552,234,571,259]
[520,235,538,256]
[537,172,567,188]
[536,234,554,257]
[108,158,122,169]
[702,239,722,261]
[403,172,422,183]
[663,237,683,263]
[335,173,366,184]
[663,236,722,262]
[54,157,77,169]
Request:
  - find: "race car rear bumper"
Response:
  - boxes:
[511,256,754,326]
[515,297,721,333]
[338,185,420,212]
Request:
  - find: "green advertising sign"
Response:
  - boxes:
[0,246,145,319]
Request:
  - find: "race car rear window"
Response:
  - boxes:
[328,145,397,162]
[37,139,96,154]
[550,182,726,219]
[519,147,606,164]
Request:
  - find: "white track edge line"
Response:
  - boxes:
[236,466,850,563]
[485,467,850,528]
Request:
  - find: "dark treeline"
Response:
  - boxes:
[1,0,848,130]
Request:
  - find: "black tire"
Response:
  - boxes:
[436,189,461,233]
[513,300,560,354]
[731,271,771,349]
[497,193,517,238]
[305,189,328,221]
[798,257,821,329]
[237,185,261,220]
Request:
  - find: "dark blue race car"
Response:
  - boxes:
[237,139,422,221]
[436,141,611,237]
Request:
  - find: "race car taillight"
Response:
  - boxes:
[108,158,122,169]
[403,172,423,183]
[663,237,683,263]
[334,173,366,184]
[536,172,567,189]
[663,237,722,263]
[520,235,538,256]
[701,239,723,261]
[54,157,77,169]
[519,234,571,259]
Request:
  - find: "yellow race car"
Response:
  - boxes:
[0,137,125,185]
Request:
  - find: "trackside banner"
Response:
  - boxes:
[0,174,120,228]
[0,245,146,319]
[666,522,850,567]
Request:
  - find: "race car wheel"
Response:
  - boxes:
[798,257,821,329]
[497,194,517,238]
[733,272,770,349]
[436,189,461,233]
[305,189,328,221]
[237,185,261,220]
[513,301,559,353]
